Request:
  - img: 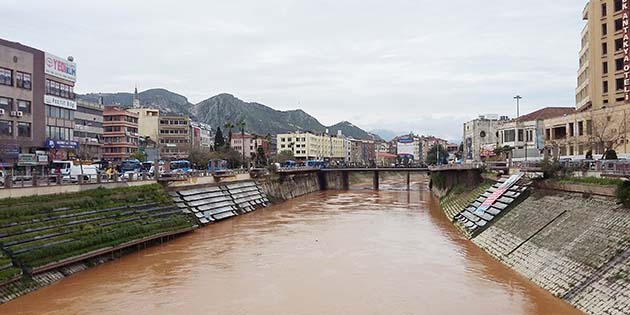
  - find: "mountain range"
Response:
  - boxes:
[79,89,381,140]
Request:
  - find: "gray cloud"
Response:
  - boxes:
[1,0,583,140]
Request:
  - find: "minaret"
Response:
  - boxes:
[132,85,140,108]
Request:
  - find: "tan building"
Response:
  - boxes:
[542,1,630,158]
[128,108,160,142]
[158,115,190,161]
[103,106,139,162]
[277,131,347,161]
[74,99,104,160]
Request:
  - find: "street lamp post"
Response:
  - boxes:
[514,95,522,118]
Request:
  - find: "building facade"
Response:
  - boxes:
[102,106,139,162]
[277,131,348,161]
[349,139,376,165]
[0,38,78,170]
[74,99,104,161]
[158,115,190,161]
[129,108,160,143]
[463,115,506,162]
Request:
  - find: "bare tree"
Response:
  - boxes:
[589,109,623,155]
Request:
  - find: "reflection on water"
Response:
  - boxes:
[0,190,582,315]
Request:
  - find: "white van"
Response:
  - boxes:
[51,160,99,182]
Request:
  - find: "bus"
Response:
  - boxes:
[120,159,142,173]
[306,160,327,168]
[169,160,192,174]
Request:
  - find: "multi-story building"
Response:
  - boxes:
[231,133,271,162]
[497,107,575,161]
[128,108,160,143]
[349,139,376,165]
[44,52,77,161]
[189,122,213,150]
[158,115,190,161]
[463,114,507,162]
[102,106,139,162]
[276,131,347,161]
[0,38,78,170]
[74,99,104,161]
[543,1,630,158]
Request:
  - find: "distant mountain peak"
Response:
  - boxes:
[80,88,378,140]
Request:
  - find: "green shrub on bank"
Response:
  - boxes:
[557,177,624,186]
[430,172,447,190]
[616,181,630,208]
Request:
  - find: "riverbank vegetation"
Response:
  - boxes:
[0,184,194,276]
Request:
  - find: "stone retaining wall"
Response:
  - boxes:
[258,173,321,201]
[472,190,629,315]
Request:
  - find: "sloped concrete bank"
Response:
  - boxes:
[440,181,629,315]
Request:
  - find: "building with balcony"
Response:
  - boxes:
[103,106,139,162]
[158,115,190,161]
[74,99,103,161]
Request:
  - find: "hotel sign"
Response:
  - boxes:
[44,95,77,110]
[45,52,77,82]
[624,0,630,102]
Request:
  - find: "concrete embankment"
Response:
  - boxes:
[0,173,324,303]
[440,179,629,315]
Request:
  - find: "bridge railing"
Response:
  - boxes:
[428,162,484,171]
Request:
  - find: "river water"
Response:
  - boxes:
[0,189,582,315]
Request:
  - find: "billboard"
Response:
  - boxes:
[44,95,77,110]
[45,52,77,82]
[397,136,416,159]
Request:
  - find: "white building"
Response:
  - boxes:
[463,114,507,162]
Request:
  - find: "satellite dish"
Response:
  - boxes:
[67,56,74,62]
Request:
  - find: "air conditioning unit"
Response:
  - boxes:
[0,109,4,115]
[16,111,23,117]
[10,111,17,117]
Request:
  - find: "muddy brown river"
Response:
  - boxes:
[0,190,582,315]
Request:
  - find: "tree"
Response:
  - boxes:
[129,151,146,162]
[590,110,623,155]
[237,119,247,168]
[425,144,449,165]
[603,149,618,160]
[275,150,295,164]
[214,127,225,150]
[255,146,267,166]
[223,122,235,148]
[188,148,213,169]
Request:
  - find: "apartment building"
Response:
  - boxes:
[349,139,376,165]
[128,108,160,142]
[102,106,139,162]
[158,115,190,160]
[74,99,104,160]
[277,131,348,161]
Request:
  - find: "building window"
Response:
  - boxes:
[603,62,608,75]
[45,79,75,100]
[0,68,12,86]
[616,58,624,71]
[0,97,12,112]
[17,100,31,113]
[602,42,608,55]
[16,72,31,90]
[602,3,607,16]
[0,120,12,136]
[602,23,608,37]
[616,78,624,91]
[17,122,31,137]
[615,0,623,12]
[615,18,623,32]
[603,80,609,93]
[616,38,623,52]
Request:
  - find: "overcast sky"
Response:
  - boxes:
[1,0,583,140]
